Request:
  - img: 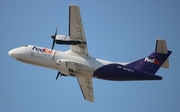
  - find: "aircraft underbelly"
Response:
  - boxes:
[93,64,162,81]
[56,60,95,78]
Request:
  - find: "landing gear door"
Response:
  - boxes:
[67,62,76,72]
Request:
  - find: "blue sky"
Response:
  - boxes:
[1,0,180,112]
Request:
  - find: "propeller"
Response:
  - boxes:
[55,71,61,80]
[51,26,58,50]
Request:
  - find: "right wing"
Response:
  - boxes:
[77,77,94,102]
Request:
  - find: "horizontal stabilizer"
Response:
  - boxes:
[161,58,169,68]
[155,39,169,68]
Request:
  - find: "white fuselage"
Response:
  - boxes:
[8,45,124,78]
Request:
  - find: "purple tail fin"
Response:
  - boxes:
[126,51,172,74]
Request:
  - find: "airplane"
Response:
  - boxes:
[8,4,172,102]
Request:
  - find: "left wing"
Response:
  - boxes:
[77,77,94,102]
[69,4,88,56]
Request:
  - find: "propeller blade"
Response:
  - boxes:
[55,72,61,80]
[51,39,55,50]
[55,26,58,36]
[51,26,58,50]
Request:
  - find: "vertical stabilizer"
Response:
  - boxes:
[155,39,169,68]
[126,51,172,74]
[126,39,172,74]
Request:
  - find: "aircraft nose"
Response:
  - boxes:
[8,48,19,59]
[8,49,14,57]
[8,47,29,60]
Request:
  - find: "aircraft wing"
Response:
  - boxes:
[69,4,88,56]
[77,77,94,102]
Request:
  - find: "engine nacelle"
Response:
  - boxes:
[54,35,85,45]
[56,35,71,41]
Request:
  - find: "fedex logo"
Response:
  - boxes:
[144,57,160,65]
[32,46,52,54]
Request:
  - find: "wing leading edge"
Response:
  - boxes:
[69,4,88,56]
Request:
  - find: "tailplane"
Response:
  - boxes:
[126,39,172,74]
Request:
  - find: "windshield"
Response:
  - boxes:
[23,45,28,47]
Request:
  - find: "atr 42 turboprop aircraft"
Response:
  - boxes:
[8,4,172,102]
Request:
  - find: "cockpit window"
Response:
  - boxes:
[24,45,28,47]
